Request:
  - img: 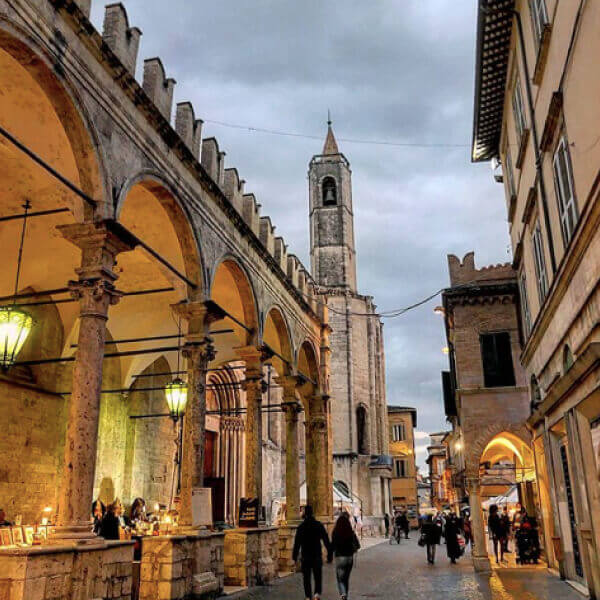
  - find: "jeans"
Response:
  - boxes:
[301,560,322,598]
[335,556,354,596]
[427,543,436,564]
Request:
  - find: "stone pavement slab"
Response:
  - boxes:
[228,538,583,599]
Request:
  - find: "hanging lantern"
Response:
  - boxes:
[165,378,188,421]
[0,306,33,369]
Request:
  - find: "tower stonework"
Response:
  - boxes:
[309,124,357,291]
[309,125,391,532]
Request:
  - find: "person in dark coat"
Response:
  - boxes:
[399,511,410,539]
[488,504,507,563]
[421,514,441,564]
[383,513,390,538]
[331,512,360,600]
[444,513,463,564]
[293,505,333,600]
[99,501,121,540]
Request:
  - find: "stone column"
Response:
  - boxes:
[53,221,135,541]
[277,376,302,524]
[467,476,490,572]
[237,347,266,513]
[172,301,222,529]
[307,393,332,519]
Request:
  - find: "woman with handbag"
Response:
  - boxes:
[331,511,361,600]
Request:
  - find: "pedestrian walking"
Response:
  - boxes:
[444,512,463,564]
[293,505,333,600]
[488,504,508,564]
[383,513,390,538]
[331,511,361,600]
[463,512,472,546]
[419,514,441,565]
[399,510,410,539]
[501,507,512,553]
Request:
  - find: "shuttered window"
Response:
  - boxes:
[529,0,548,43]
[512,77,527,142]
[553,136,578,246]
[532,221,549,303]
[480,332,516,388]
[519,272,532,337]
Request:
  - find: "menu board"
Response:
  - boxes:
[238,497,259,528]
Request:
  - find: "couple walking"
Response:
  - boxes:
[293,505,361,600]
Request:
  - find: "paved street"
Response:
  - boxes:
[231,539,582,600]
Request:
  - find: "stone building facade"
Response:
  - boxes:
[0,1,334,598]
[309,125,392,532]
[439,252,532,571]
[471,0,600,593]
[387,406,417,519]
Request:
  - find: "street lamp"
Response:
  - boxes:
[165,377,188,421]
[1,200,33,370]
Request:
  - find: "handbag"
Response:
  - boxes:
[457,533,466,555]
[418,531,427,547]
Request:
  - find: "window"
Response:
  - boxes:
[519,271,532,336]
[480,332,516,388]
[394,459,408,478]
[391,423,406,442]
[505,147,516,198]
[357,406,369,455]
[529,0,549,43]
[512,77,527,141]
[322,176,337,206]
[553,136,578,246]
[532,221,549,302]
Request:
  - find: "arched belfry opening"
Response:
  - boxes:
[322,176,337,206]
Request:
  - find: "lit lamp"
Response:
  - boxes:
[442,346,450,355]
[433,306,445,316]
[0,307,33,369]
[1,200,34,370]
[165,378,188,422]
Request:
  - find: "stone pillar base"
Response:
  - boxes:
[224,527,279,587]
[139,533,224,600]
[278,525,300,574]
[0,540,134,600]
[472,554,492,572]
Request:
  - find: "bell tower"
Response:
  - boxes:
[309,121,357,291]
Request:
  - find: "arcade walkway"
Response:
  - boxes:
[229,538,582,600]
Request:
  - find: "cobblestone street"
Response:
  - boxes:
[231,539,582,600]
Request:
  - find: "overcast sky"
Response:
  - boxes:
[90,1,510,468]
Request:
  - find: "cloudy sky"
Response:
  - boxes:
[90,1,510,467]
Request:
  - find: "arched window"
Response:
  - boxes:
[356,405,369,455]
[530,374,542,410]
[322,177,337,206]
[563,344,574,373]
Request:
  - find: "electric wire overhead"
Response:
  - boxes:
[203,119,469,149]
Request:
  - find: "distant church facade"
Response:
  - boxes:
[309,124,392,530]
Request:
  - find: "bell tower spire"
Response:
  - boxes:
[308,121,357,291]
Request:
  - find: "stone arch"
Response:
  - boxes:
[261,304,293,376]
[210,255,259,346]
[0,19,108,219]
[465,422,532,477]
[115,171,205,295]
[321,176,337,206]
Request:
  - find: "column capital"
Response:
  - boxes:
[275,374,302,400]
[58,220,137,281]
[236,345,272,369]
[466,476,481,493]
[172,299,226,333]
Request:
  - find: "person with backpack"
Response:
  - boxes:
[293,505,333,600]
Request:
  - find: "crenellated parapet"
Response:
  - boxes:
[175,102,203,159]
[242,194,260,236]
[142,57,176,121]
[287,255,301,288]
[448,251,515,286]
[259,216,275,255]
[201,138,220,182]
[102,3,141,75]
[224,169,245,214]
[274,237,288,274]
